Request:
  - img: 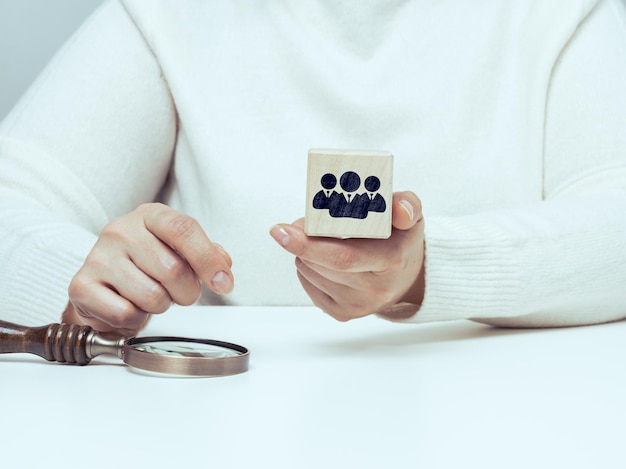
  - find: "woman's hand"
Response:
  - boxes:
[62,203,234,334]
[270,191,424,321]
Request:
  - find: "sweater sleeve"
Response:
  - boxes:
[381,0,626,328]
[0,0,176,325]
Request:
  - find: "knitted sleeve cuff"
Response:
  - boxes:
[378,215,520,324]
[378,190,626,327]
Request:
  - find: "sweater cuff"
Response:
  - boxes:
[1,207,97,326]
[380,216,521,324]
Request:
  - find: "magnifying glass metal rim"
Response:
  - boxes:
[123,336,250,377]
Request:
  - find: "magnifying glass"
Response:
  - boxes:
[0,320,249,377]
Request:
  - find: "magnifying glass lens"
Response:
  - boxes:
[131,341,241,359]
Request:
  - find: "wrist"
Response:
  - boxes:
[378,262,425,321]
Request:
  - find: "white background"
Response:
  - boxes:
[0,0,103,120]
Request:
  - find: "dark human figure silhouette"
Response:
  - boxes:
[329,171,369,218]
[364,176,386,213]
[313,173,337,209]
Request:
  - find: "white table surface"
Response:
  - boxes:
[1,306,625,469]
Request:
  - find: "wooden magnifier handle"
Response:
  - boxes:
[0,320,95,365]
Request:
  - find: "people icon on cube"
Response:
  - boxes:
[312,171,387,219]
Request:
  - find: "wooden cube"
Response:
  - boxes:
[305,148,393,239]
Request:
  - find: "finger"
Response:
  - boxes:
[142,204,234,294]
[391,191,423,231]
[299,256,395,299]
[298,255,399,313]
[295,257,351,299]
[296,259,376,320]
[127,232,202,306]
[214,243,233,267]
[270,224,395,272]
[295,271,348,321]
[107,257,174,314]
[68,278,150,332]
[297,257,360,289]
[81,246,174,315]
[296,269,369,322]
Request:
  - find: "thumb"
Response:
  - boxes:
[391,191,423,231]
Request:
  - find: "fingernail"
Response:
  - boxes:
[270,225,290,247]
[211,271,233,294]
[399,200,414,221]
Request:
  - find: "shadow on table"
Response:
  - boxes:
[319,320,553,353]
[0,354,124,368]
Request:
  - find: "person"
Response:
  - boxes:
[1,0,625,334]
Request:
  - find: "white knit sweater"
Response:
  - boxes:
[1,0,626,327]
